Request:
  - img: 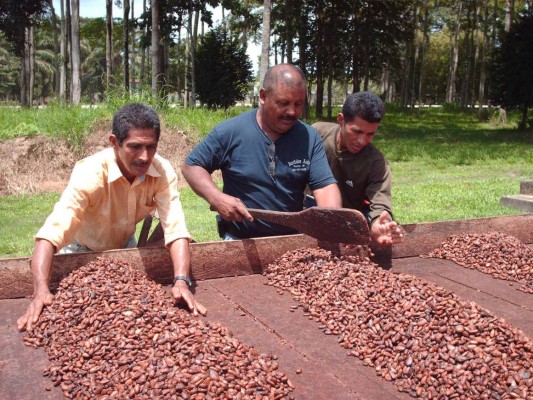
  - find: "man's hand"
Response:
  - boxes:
[210,193,253,222]
[371,211,404,246]
[171,280,207,317]
[17,290,54,332]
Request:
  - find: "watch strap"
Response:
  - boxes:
[173,275,192,287]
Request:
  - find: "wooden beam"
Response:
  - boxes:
[0,214,530,300]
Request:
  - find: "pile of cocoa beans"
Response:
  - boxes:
[23,258,293,400]
[264,248,532,399]
[423,232,533,294]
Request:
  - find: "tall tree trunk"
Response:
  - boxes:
[140,0,146,87]
[131,0,136,91]
[315,9,325,118]
[297,9,310,119]
[48,0,60,97]
[400,40,412,107]
[470,0,481,107]
[177,29,181,103]
[504,0,514,32]
[30,25,35,106]
[259,0,271,86]
[123,0,130,93]
[285,1,293,64]
[459,3,472,108]
[59,0,67,103]
[350,2,360,93]
[410,0,421,106]
[446,0,462,103]
[190,7,199,107]
[106,0,113,91]
[184,26,189,108]
[326,10,334,118]
[21,26,34,107]
[66,0,72,99]
[151,0,160,98]
[71,0,81,105]
[417,0,430,103]
[478,0,489,118]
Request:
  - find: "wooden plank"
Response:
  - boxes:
[0,214,530,300]
[0,235,317,300]
[391,214,533,258]
[197,275,412,400]
[390,257,533,338]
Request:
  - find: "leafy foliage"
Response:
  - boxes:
[0,0,49,55]
[194,27,253,109]
[489,14,533,129]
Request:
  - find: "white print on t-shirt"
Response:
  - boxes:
[345,180,354,187]
[288,159,310,172]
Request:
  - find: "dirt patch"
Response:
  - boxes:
[0,122,196,197]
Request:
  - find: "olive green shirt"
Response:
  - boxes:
[312,121,393,225]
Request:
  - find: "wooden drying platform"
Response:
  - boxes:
[0,214,531,399]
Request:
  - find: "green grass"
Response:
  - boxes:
[0,103,109,149]
[0,106,531,258]
[0,193,60,257]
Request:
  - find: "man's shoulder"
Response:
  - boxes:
[311,121,338,137]
[215,108,256,130]
[150,153,175,176]
[75,148,113,169]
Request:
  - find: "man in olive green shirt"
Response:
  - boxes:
[312,92,403,246]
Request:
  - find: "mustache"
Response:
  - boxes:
[133,161,149,167]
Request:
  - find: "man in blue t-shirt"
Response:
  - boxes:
[182,64,341,239]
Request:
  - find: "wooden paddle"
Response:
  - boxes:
[247,207,370,245]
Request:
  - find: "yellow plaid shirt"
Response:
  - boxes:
[36,148,191,252]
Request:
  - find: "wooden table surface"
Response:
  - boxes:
[1,255,531,400]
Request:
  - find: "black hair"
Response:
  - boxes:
[112,103,161,145]
[342,92,384,123]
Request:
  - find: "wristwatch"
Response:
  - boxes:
[173,275,192,288]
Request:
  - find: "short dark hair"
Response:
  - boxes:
[342,92,384,123]
[263,63,306,93]
[112,103,161,145]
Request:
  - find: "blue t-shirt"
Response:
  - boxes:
[185,109,336,238]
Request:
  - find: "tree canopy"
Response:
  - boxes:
[194,27,253,109]
[489,14,533,129]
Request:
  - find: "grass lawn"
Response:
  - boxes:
[0,106,531,258]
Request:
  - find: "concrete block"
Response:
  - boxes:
[500,194,533,213]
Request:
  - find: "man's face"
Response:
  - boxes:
[109,128,158,182]
[259,83,306,136]
[337,114,380,154]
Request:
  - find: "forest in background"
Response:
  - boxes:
[1,0,533,127]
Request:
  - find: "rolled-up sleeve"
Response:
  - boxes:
[154,159,191,247]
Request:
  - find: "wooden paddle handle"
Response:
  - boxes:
[247,208,299,226]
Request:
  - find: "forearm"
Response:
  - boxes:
[169,238,191,278]
[313,183,342,208]
[181,163,223,206]
[31,239,56,294]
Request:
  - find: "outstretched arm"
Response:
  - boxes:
[17,239,56,331]
[181,163,252,222]
[169,238,207,316]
